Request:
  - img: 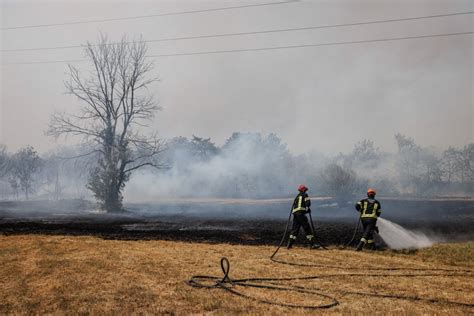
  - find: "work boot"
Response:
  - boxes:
[356,241,365,251]
[310,243,321,249]
[287,239,294,249]
[367,243,376,251]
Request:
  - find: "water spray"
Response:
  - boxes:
[378,218,436,249]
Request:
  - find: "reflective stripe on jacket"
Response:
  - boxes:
[356,198,382,219]
[292,193,311,213]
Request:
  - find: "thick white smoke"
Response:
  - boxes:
[124,133,302,201]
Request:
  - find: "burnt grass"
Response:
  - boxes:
[0,218,356,246]
[0,198,473,247]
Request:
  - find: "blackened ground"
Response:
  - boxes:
[0,218,358,246]
[0,198,472,247]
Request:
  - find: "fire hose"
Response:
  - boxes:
[187,257,339,309]
[272,206,365,254]
[187,207,474,310]
[338,217,361,249]
[187,257,474,310]
[270,206,329,260]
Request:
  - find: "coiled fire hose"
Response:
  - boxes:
[187,257,339,309]
[187,207,474,310]
[187,257,474,310]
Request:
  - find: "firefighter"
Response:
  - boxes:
[287,185,320,249]
[355,188,382,251]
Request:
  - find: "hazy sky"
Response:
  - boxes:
[1,0,473,155]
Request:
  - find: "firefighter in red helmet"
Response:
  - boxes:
[355,188,382,251]
[287,185,320,249]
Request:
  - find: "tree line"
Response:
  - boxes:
[0,133,472,202]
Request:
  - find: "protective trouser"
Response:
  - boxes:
[288,212,315,244]
[357,217,377,250]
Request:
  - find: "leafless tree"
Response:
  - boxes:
[0,145,11,199]
[0,145,9,179]
[462,144,474,182]
[48,35,164,212]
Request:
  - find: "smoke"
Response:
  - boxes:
[123,132,473,202]
[124,133,301,201]
[1,130,472,204]
[378,218,440,249]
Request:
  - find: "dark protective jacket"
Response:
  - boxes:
[292,192,311,214]
[355,198,382,219]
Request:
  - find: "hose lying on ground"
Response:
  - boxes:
[187,257,339,309]
[188,210,474,310]
[187,257,474,310]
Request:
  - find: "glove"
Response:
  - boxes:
[306,208,311,214]
[374,226,379,234]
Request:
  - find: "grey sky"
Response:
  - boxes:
[1,0,473,155]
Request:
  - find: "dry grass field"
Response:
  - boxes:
[0,235,473,315]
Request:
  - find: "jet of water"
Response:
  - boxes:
[377,218,436,249]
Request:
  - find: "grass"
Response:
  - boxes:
[0,235,473,315]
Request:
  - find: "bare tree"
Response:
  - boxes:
[48,35,163,212]
[10,146,42,200]
[8,178,19,200]
[394,133,423,192]
[462,144,474,182]
[0,145,11,199]
[0,145,9,178]
[348,139,381,168]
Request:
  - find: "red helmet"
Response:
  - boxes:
[298,185,308,192]
[367,188,376,195]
